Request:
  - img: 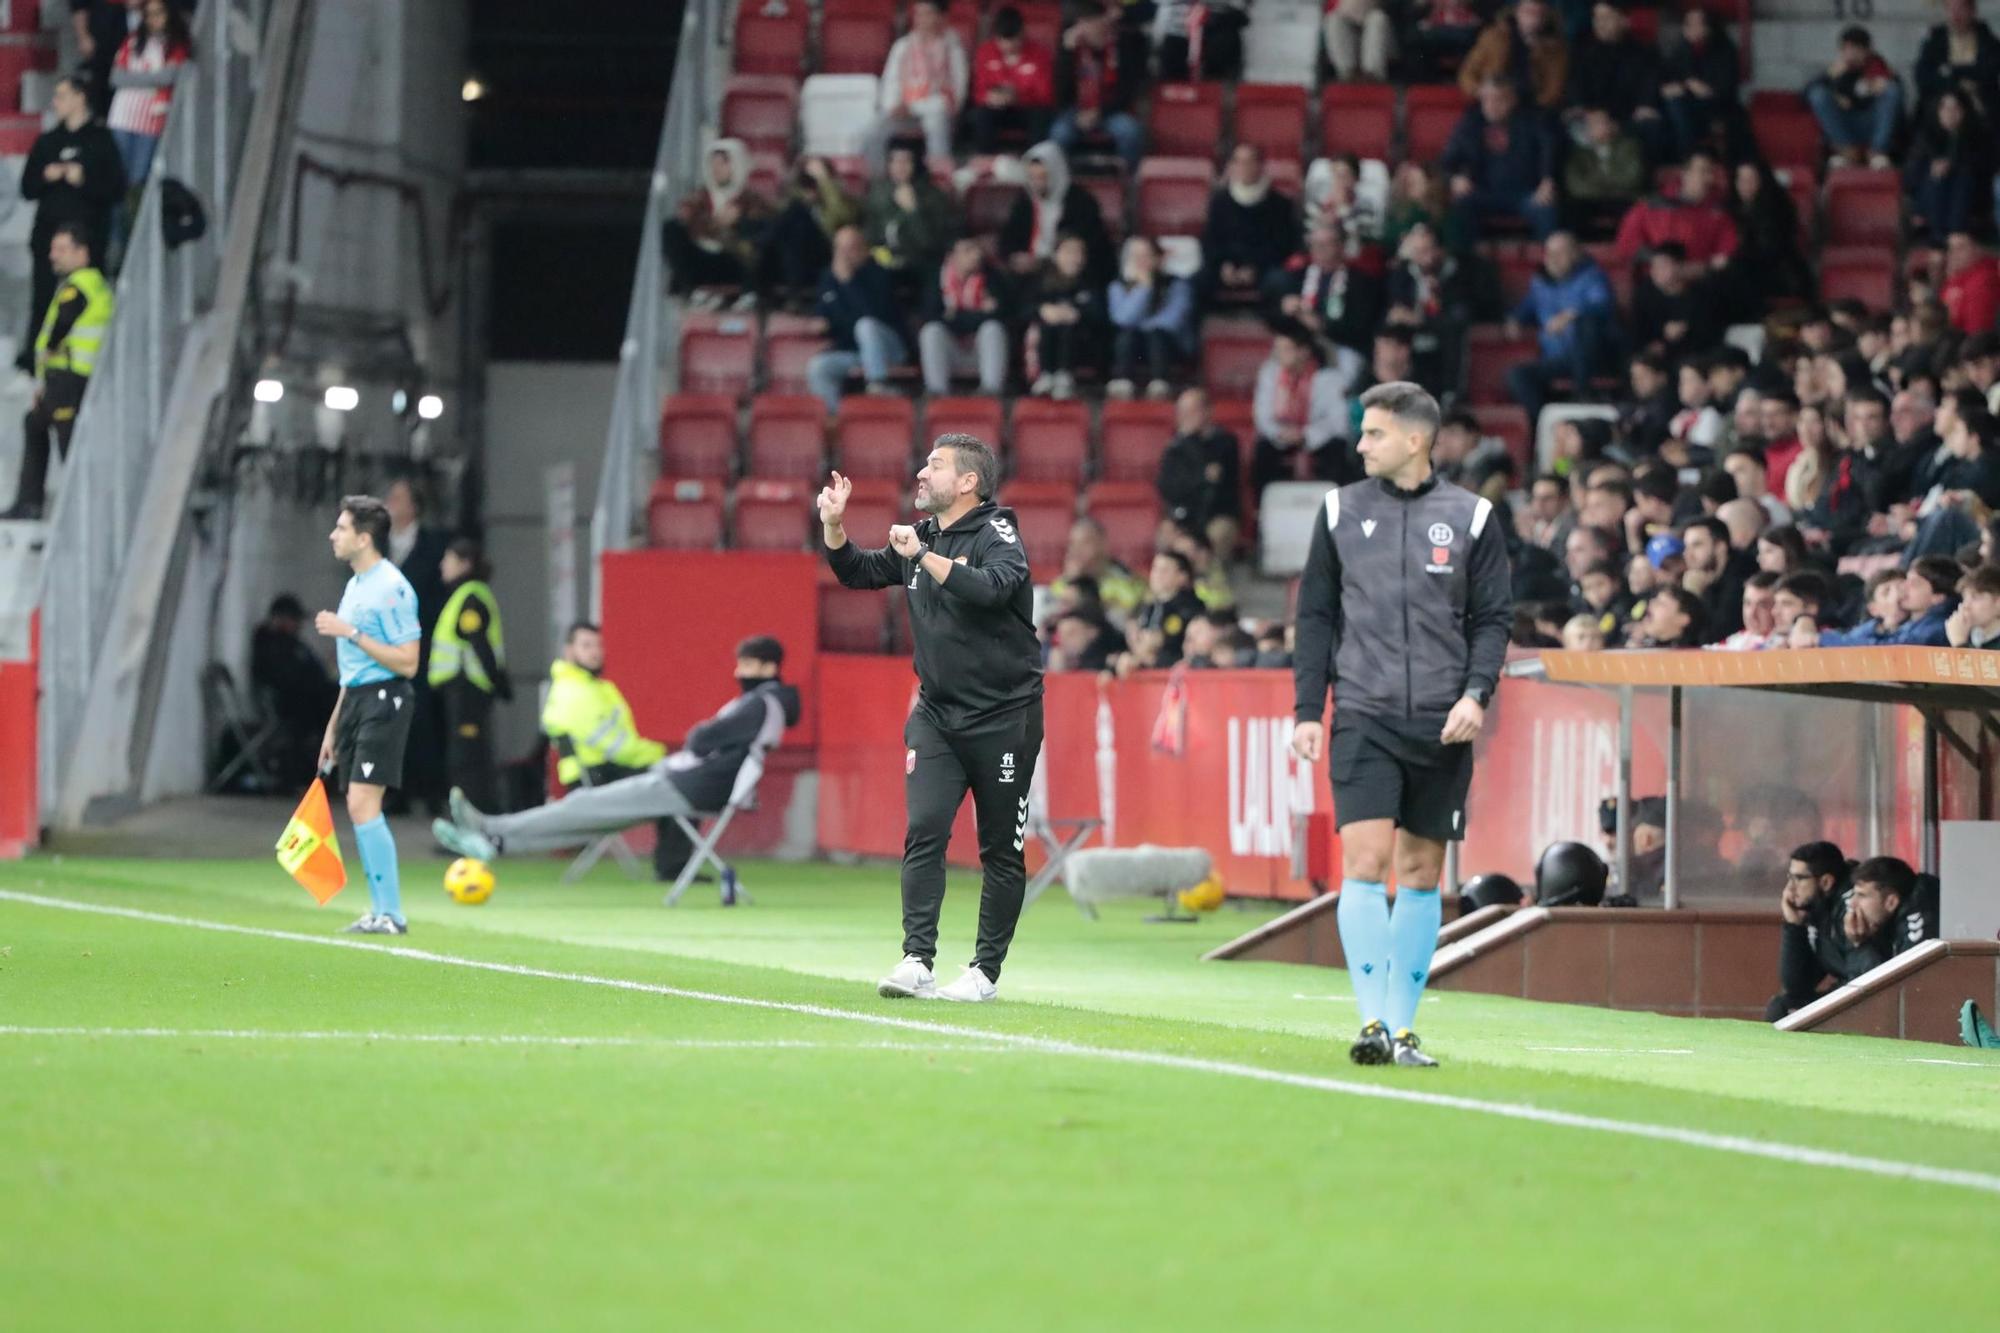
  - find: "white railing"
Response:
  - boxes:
[592,0,725,603]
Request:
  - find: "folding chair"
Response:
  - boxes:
[1018,746,1103,918]
[556,740,647,884]
[201,662,282,793]
[663,705,786,906]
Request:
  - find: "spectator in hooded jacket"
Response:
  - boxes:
[918,236,1012,396]
[1248,317,1365,495]
[864,141,959,295]
[1613,150,1738,269]
[1107,235,1195,400]
[1443,77,1559,240]
[1658,5,1746,160]
[1904,90,1992,244]
[1458,0,1570,109]
[1804,25,1905,168]
[999,140,1115,288]
[1505,231,1617,428]
[1201,144,1298,305]
[1563,2,1664,155]
[862,0,969,169]
[1050,3,1145,171]
[1914,0,2000,125]
[1028,232,1109,398]
[659,139,770,300]
[969,6,1056,152]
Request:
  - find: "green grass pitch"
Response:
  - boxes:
[2,852,1995,1331]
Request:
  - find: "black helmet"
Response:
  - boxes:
[1458,872,1525,914]
[1536,841,1607,907]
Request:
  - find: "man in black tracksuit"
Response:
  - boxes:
[1292,381,1512,1069]
[1766,850,1939,1021]
[820,434,1043,1004]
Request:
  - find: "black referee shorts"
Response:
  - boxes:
[1328,712,1474,843]
[335,678,416,791]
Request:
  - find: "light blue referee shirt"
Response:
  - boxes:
[336,559,423,687]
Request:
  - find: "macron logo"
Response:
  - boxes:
[1361,519,1377,538]
[361,762,374,778]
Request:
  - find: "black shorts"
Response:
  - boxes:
[335,678,416,790]
[1327,712,1474,843]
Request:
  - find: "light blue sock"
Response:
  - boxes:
[1385,886,1443,1035]
[354,815,403,925]
[1335,879,1391,1026]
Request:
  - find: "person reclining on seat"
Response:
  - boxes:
[433,633,799,866]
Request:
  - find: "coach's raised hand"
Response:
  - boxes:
[818,471,852,547]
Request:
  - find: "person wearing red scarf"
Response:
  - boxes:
[917,236,1012,395]
[1250,317,1365,498]
[862,0,969,170]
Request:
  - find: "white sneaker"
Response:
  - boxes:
[340,912,380,934]
[877,954,936,999]
[1030,373,1054,395]
[1105,377,1135,400]
[935,965,997,1003]
[1145,379,1173,401]
[1050,372,1076,400]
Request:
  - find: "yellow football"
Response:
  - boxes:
[444,857,495,905]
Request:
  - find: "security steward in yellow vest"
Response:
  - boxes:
[428,538,512,812]
[541,619,701,878]
[5,223,112,520]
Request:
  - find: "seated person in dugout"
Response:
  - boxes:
[432,636,800,864]
[1766,848,1940,1022]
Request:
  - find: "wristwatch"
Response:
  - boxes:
[1464,685,1491,707]
[910,541,930,562]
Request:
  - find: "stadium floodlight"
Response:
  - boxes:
[417,394,444,420]
[323,385,360,412]
[462,77,486,102]
[253,379,284,404]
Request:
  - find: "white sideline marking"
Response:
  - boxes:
[0,1026,1006,1054]
[6,888,2000,1197]
[1528,1047,1696,1056]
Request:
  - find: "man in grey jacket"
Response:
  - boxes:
[1291,381,1512,1068]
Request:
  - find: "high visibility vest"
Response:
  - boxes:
[541,658,664,785]
[429,579,506,690]
[37,265,113,377]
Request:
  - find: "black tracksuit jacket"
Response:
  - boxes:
[826,499,1043,730]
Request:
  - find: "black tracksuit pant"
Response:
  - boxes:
[901,700,1043,982]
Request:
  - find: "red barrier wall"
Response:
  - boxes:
[0,615,37,859]
[815,654,981,866]
[600,551,821,748]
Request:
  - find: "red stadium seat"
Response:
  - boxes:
[1076,171,1129,240]
[732,479,811,551]
[647,478,726,549]
[839,484,904,540]
[1490,242,1540,311]
[1200,319,1270,398]
[1468,404,1531,473]
[1016,3,1062,53]
[0,112,37,155]
[819,0,896,75]
[1320,83,1395,162]
[659,393,739,480]
[1749,91,1821,173]
[1404,86,1469,164]
[1136,157,1215,237]
[1083,481,1163,569]
[1463,325,1538,406]
[761,314,831,395]
[1234,83,1308,163]
[1098,400,1177,483]
[1580,243,1634,313]
[833,395,915,479]
[1819,247,1895,311]
[1001,483,1079,571]
[678,312,757,398]
[1147,82,1225,160]
[1824,168,1901,248]
[818,583,889,653]
[720,75,798,156]
[962,177,1021,236]
[746,394,827,480]
[1009,399,1091,483]
[945,6,980,59]
[732,1,809,75]
[923,396,1005,449]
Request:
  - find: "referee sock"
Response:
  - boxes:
[354,815,404,925]
[1385,886,1443,1035]
[1335,879,1391,1026]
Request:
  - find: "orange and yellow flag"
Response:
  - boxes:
[276,778,347,904]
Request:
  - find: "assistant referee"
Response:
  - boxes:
[819,434,1043,1004]
[1291,382,1511,1068]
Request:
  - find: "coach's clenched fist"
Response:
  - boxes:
[888,525,924,557]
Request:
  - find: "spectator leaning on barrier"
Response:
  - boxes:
[1946,563,2000,646]
[1766,840,1855,1021]
[1770,570,1830,648]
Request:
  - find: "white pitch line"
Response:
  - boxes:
[0,1026,1008,1054]
[1527,1047,1696,1056]
[6,888,1999,1197]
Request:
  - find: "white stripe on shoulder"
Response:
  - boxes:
[1470,495,1493,537]
[1325,488,1341,531]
